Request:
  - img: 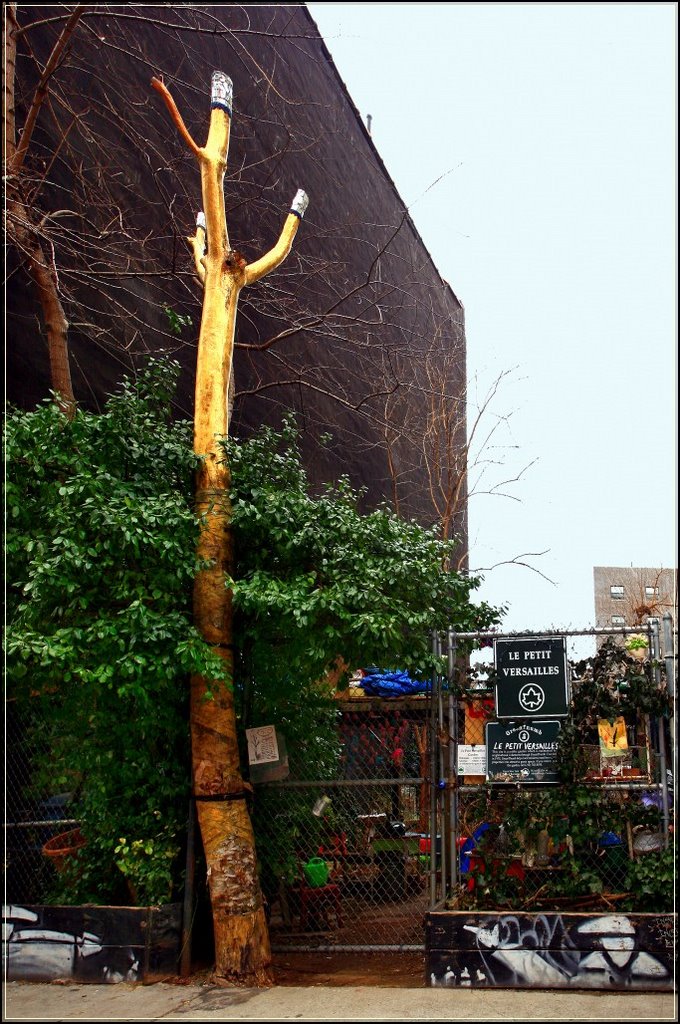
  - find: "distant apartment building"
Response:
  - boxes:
[593,566,677,652]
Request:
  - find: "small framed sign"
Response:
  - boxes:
[246,725,280,765]
[245,726,289,783]
[457,744,487,776]
[494,636,569,719]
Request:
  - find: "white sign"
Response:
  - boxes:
[246,725,280,765]
[457,744,487,775]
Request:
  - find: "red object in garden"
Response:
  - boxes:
[298,881,343,931]
[42,828,86,873]
[467,698,495,719]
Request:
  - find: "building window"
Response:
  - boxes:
[611,615,625,626]
[610,585,625,599]
[645,586,659,599]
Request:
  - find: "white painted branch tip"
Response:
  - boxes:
[196,212,206,231]
[291,189,309,218]
[211,71,233,113]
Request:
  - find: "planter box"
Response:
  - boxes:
[426,911,675,991]
[2,903,182,983]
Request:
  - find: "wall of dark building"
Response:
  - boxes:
[6,4,468,554]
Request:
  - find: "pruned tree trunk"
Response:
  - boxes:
[152,71,307,986]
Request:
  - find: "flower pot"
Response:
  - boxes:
[626,635,648,661]
[42,828,86,873]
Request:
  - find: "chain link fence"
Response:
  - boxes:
[5,701,78,905]
[253,698,437,950]
[5,622,674,957]
[436,624,673,916]
[453,768,668,913]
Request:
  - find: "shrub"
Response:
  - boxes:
[5,359,228,905]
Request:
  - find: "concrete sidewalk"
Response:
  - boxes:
[2,982,677,1022]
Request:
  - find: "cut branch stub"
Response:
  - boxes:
[210,71,233,115]
[290,189,309,218]
[188,211,207,285]
[244,190,308,287]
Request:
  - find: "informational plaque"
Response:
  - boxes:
[457,744,487,777]
[486,720,561,784]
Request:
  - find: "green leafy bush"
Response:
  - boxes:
[453,782,671,912]
[622,846,675,909]
[226,418,500,717]
[6,380,501,907]
[5,359,229,905]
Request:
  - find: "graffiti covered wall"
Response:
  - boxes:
[427,912,675,990]
[2,904,182,983]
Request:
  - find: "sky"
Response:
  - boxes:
[307,1,677,659]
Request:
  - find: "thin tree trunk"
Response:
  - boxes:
[4,3,77,417]
[9,202,76,416]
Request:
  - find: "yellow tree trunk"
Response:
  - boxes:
[152,71,307,986]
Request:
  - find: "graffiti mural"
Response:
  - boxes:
[3,905,140,983]
[2,903,181,983]
[427,912,675,990]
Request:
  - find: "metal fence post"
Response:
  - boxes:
[662,612,675,765]
[436,631,447,904]
[180,798,196,977]
[429,630,439,908]
[651,614,671,839]
[447,628,458,897]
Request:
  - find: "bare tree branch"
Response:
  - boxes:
[9,4,89,175]
[473,552,556,586]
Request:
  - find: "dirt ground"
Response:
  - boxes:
[271,950,426,988]
[167,950,425,989]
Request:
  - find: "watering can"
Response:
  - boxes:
[303,856,330,887]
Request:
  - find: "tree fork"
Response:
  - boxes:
[152,70,307,986]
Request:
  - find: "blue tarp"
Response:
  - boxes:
[359,667,431,697]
